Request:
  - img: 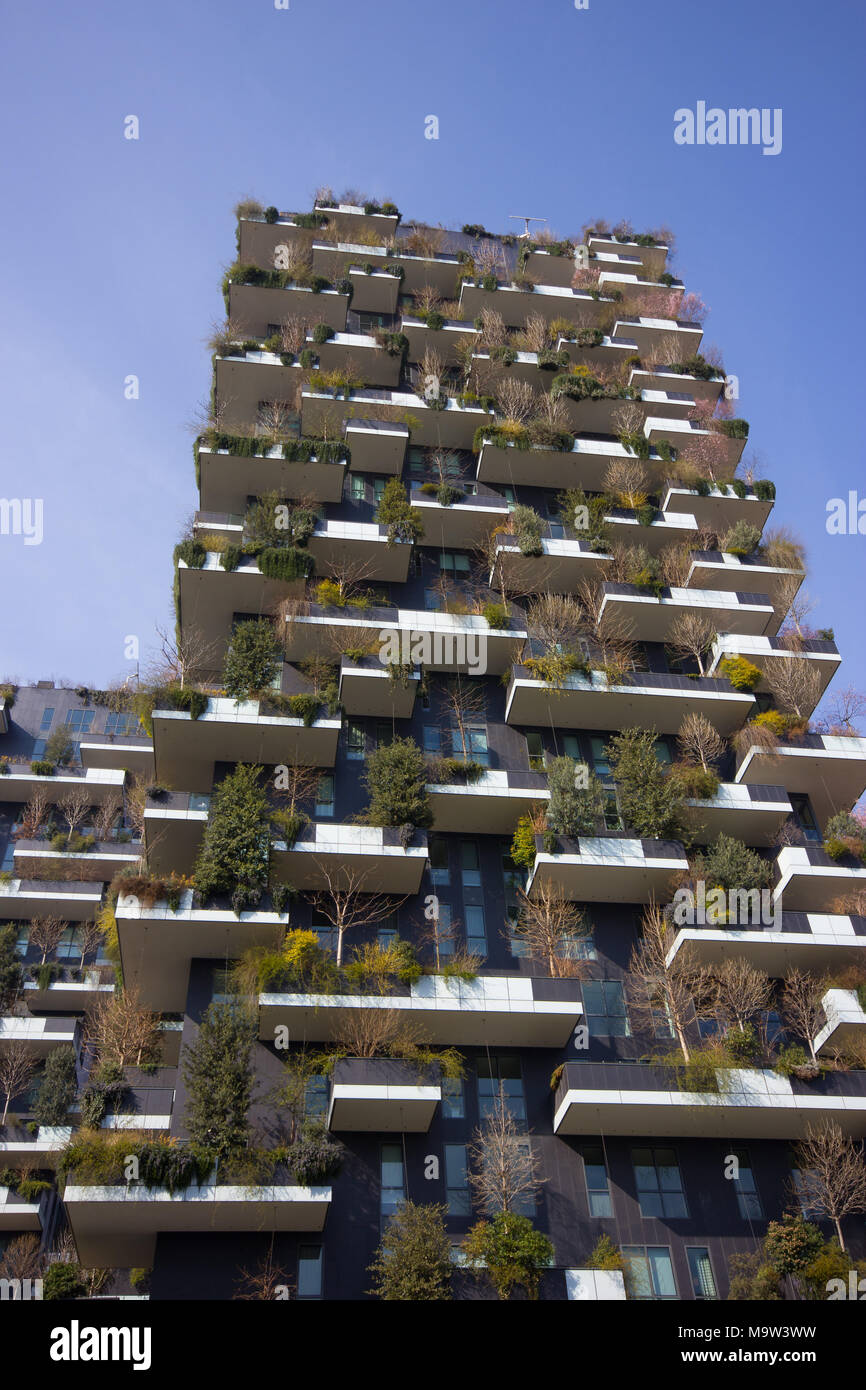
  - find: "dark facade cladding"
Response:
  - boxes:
[2,198,866,1302]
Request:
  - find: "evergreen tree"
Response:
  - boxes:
[605,727,686,840]
[362,736,433,828]
[182,1001,256,1159]
[223,619,281,699]
[367,1201,452,1300]
[194,763,270,906]
[545,756,606,837]
[33,1046,77,1127]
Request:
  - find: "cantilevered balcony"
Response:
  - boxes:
[401,316,477,366]
[526,834,688,903]
[686,550,803,615]
[257,974,584,1048]
[227,282,349,339]
[79,736,153,778]
[12,838,139,881]
[645,414,747,469]
[598,582,776,641]
[505,665,754,736]
[667,911,866,975]
[411,486,510,550]
[682,782,792,847]
[0,1184,48,1232]
[308,519,411,583]
[313,200,400,239]
[814,989,866,1056]
[629,366,724,408]
[477,434,676,493]
[64,1178,332,1267]
[116,890,288,1011]
[586,235,670,277]
[271,822,428,894]
[427,768,549,833]
[0,1015,78,1054]
[774,845,866,913]
[552,1061,866,1138]
[491,536,610,595]
[237,214,316,269]
[143,790,210,876]
[22,970,114,1014]
[343,418,408,474]
[392,249,461,297]
[328,1058,441,1133]
[611,315,703,357]
[0,1126,73,1170]
[285,604,526,676]
[197,440,348,513]
[310,244,402,312]
[301,388,491,453]
[661,482,774,534]
[550,389,690,437]
[734,733,866,827]
[176,552,309,660]
[521,245,591,287]
[458,279,616,330]
[307,330,402,387]
[338,655,420,719]
[213,353,302,434]
[603,507,699,555]
[0,879,103,921]
[0,765,125,805]
[152,698,340,791]
[708,634,841,707]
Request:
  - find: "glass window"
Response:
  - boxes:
[441,1077,464,1119]
[460,841,481,888]
[790,1167,822,1220]
[315,774,334,818]
[372,478,386,504]
[346,723,365,760]
[589,737,612,781]
[424,588,443,612]
[105,712,140,737]
[526,730,544,770]
[582,1145,613,1218]
[310,910,337,953]
[304,1075,329,1120]
[631,1147,688,1219]
[423,726,441,754]
[350,474,366,503]
[429,836,450,886]
[583,980,629,1037]
[65,710,95,734]
[477,1056,526,1126]
[622,1246,677,1300]
[57,926,83,963]
[653,739,673,766]
[375,723,392,749]
[687,1248,718,1300]
[297,1245,323,1298]
[790,794,821,842]
[31,739,46,760]
[445,1144,471,1216]
[14,925,29,956]
[380,1143,405,1221]
[561,734,581,761]
[39,707,55,732]
[465,905,487,956]
[730,1149,763,1219]
[439,552,470,573]
[433,902,453,956]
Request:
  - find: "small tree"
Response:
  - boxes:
[194,763,270,908]
[182,1000,257,1159]
[234,1244,294,1300]
[605,727,686,841]
[790,1122,866,1251]
[468,1089,545,1216]
[667,611,717,676]
[85,988,160,1070]
[677,712,726,771]
[0,1042,36,1125]
[722,520,762,557]
[0,1233,43,1285]
[361,736,433,829]
[309,866,408,967]
[374,478,423,546]
[91,793,122,844]
[438,678,487,763]
[509,884,589,977]
[57,787,91,840]
[780,968,829,1064]
[462,1212,554,1301]
[628,904,712,1062]
[761,656,823,722]
[692,834,773,893]
[44,728,75,766]
[223,618,282,699]
[711,958,772,1036]
[368,1201,453,1300]
[545,757,606,837]
[0,924,23,1010]
[28,916,68,965]
[17,787,50,839]
[33,1046,77,1127]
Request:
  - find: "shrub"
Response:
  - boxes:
[155,686,208,720]
[774,1044,813,1077]
[183,1000,257,1159]
[754,479,776,501]
[692,833,772,893]
[43,1263,84,1300]
[546,757,606,838]
[45,728,75,765]
[220,545,241,572]
[287,1120,344,1185]
[510,815,539,871]
[723,521,762,557]
[676,1051,720,1093]
[461,1213,554,1301]
[194,763,270,906]
[375,477,424,545]
[368,1200,452,1301]
[33,1046,77,1127]
[436,483,464,507]
[30,761,56,776]
[724,1022,762,1064]
[362,736,433,829]
[429,758,486,785]
[717,418,750,439]
[257,547,313,582]
[224,618,281,700]
[270,808,308,848]
[670,763,719,800]
[482,602,508,629]
[312,322,334,344]
[175,538,207,569]
[509,504,544,557]
[752,709,789,736]
[719,655,763,692]
[606,728,687,841]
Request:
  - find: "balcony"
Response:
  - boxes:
[237,215,315,269]
[22,969,114,1013]
[143,791,210,876]
[338,655,420,719]
[645,415,746,469]
[661,482,774,534]
[301,388,491,453]
[0,1184,47,1232]
[458,279,616,330]
[667,911,866,975]
[227,282,349,339]
[313,201,400,239]
[427,768,549,833]
[64,1178,332,1268]
[491,537,610,595]
[586,235,670,277]
[552,1061,866,1138]
[213,353,303,434]
[308,519,412,583]
[411,487,510,550]
[774,845,866,913]
[0,879,103,921]
[258,974,583,1048]
[13,838,140,881]
[0,1015,77,1054]
[271,822,428,894]
[344,417,408,474]
[152,698,341,791]
[611,315,703,357]
[197,441,348,513]
[115,890,287,1012]
[707,634,841,706]
[598,582,776,641]
[285,604,526,676]
[505,665,754,736]
[478,434,678,493]
[603,507,699,555]
[0,765,125,805]
[328,1058,441,1133]
[311,243,402,312]
[307,331,402,388]
[401,316,477,366]
[0,1125,72,1169]
[526,834,689,903]
[391,249,461,297]
[734,733,866,827]
[630,366,724,408]
[175,551,308,661]
[686,550,803,615]
[80,736,154,778]
[814,989,866,1056]
[682,782,792,847]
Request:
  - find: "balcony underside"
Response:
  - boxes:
[198,446,347,513]
[270,828,428,894]
[427,777,548,834]
[667,922,866,975]
[661,486,774,533]
[682,785,792,846]
[338,663,419,718]
[328,1084,440,1133]
[228,282,349,337]
[735,741,866,828]
[527,839,689,903]
[506,673,754,737]
[152,707,340,791]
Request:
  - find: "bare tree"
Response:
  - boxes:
[308,867,408,966]
[526,593,586,652]
[677,712,726,771]
[92,793,122,844]
[476,307,508,350]
[0,1233,43,1284]
[776,578,816,640]
[146,622,220,690]
[518,312,549,355]
[494,377,536,425]
[508,885,588,977]
[57,786,91,841]
[790,1122,866,1250]
[667,611,717,676]
[604,458,650,509]
[819,684,866,735]
[0,1042,36,1125]
[28,917,68,965]
[468,1089,545,1215]
[279,314,308,356]
[762,657,823,722]
[234,1244,295,1300]
[334,1009,420,1059]
[439,677,487,762]
[711,958,772,1036]
[628,904,713,1061]
[85,987,161,1070]
[274,759,320,817]
[780,968,830,1064]
[16,787,51,840]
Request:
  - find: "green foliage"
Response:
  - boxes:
[182,1001,257,1159]
[722,520,762,557]
[362,736,433,829]
[509,504,544,557]
[774,1043,812,1077]
[670,764,720,800]
[194,764,270,906]
[586,1234,627,1275]
[43,1263,84,1301]
[429,758,485,785]
[798,1242,862,1300]
[286,1119,344,1185]
[510,815,539,871]
[257,546,314,582]
[175,538,207,568]
[375,477,424,545]
[719,655,763,691]
[717,417,750,439]
[368,1201,453,1300]
[676,1051,720,1093]
[246,929,340,994]
[44,728,75,765]
[436,483,464,507]
[723,1023,762,1064]
[692,833,772,893]
[270,808,309,848]
[33,1046,77,1127]
[605,728,687,841]
[482,602,508,629]
[523,650,591,685]
[220,545,241,572]
[545,757,606,838]
[30,760,56,776]
[753,479,776,501]
[154,686,208,720]
[0,924,23,1009]
[462,1212,554,1301]
[762,1216,824,1276]
[224,619,281,700]
[312,322,334,344]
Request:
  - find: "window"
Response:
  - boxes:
[790,794,821,842]
[350,474,366,503]
[445,1144,471,1216]
[687,1247,718,1300]
[425,587,443,612]
[441,1077,464,1119]
[380,1143,405,1222]
[790,1166,821,1219]
[14,925,29,957]
[565,928,596,962]
[653,739,673,766]
[730,1149,763,1220]
[652,1003,675,1039]
[346,723,365,760]
[105,712,140,737]
[57,927,83,963]
[589,737,612,781]
[460,841,481,888]
[375,722,392,749]
[438,551,470,573]
[31,739,46,760]
[631,1147,688,1219]
[429,836,450,886]
[310,910,337,953]
[377,915,397,948]
[477,1056,526,1126]
[304,1075,329,1120]
[65,710,95,734]
[39,707,55,732]
[459,725,489,766]
[583,980,629,1037]
[423,726,441,755]
[561,734,581,761]
[372,478,386,505]
[357,311,387,333]
[297,1245,323,1299]
[526,730,544,770]
[465,905,487,956]
[622,1246,677,1300]
[582,1145,613,1218]
[315,774,334,818]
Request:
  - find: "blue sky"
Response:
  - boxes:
[1,0,864,714]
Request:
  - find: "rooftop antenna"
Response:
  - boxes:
[508,215,547,239]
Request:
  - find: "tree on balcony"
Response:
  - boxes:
[677,712,726,774]
[690,833,772,894]
[194,763,270,911]
[468,1090,545,1217]
[780,969,831,1066]
[761,657,823,723]
[629,904,712,1062]
[368,1201,453,1301]
[309,867,409,968]
[224,618,282,700]
[361,736,433,830]
[375,478,423,547]
[32,1045,77,1127]
[606,727,688,842]
[0,1041,35,1126]
[438,677,487,764]
[667,612,717,677]
[182,1000,257,1160]
[789,1122,866,1252]
[545,756,606,838]
[234,1243,295,1301]
[28,916,68,966]
[84,987,160,1071]
[510,883,589,978]
[461,1212,554,1302]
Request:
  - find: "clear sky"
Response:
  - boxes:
[1,0,864,715]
